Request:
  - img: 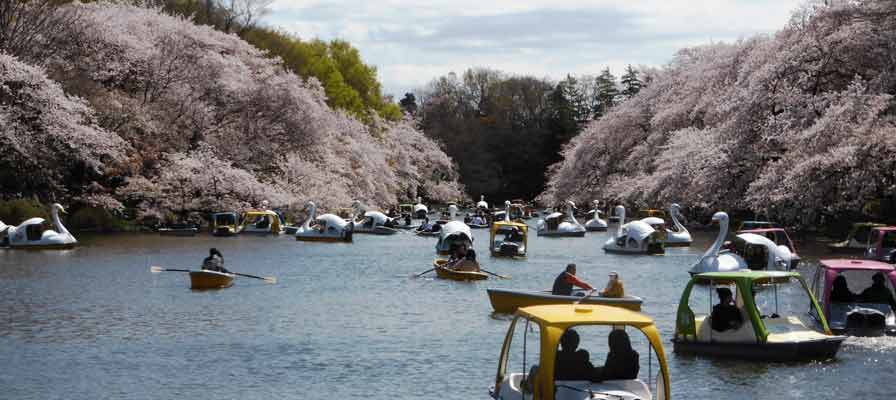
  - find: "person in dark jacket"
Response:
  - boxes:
[711,287,743,332]
[201,248,229,273]
[860,272,896,313]
[830,275,855,303]
[592,329,640,382]
[555,329,594,381]
[552,264,594,296]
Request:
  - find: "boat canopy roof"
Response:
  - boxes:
[641,217,665,226]
[692,270,799,285]
[18,217,45,227]
[737,232,779,247]
[243,210,278,218]
[441,220,472,241]
[364,211,389,225]
[820,258,895,272]
[854,222,886,228]
[545,212,564,220]
[622,220,655,241]
[518,304,655,328]
[212,212,237,217]
[872,227,896,232]
[739,228,786,234]
[317,213,348,228]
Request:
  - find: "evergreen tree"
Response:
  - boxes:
[399,92,417,115]
[620,65,642,98]
[595,68,618,117]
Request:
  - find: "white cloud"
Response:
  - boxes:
[264,0,803,97]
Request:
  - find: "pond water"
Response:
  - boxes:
[1,223,893,399]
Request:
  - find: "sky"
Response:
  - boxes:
[264,0,805,98]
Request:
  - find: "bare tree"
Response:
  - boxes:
[0,0,80,62]
[217,0,273,34]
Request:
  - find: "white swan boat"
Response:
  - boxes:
[584,200,608,231]
[295,201,353,243]
[6,203,77,249]
[476,195,488,211]
[436,220,473,255]
[413,197,428,219]
[603,206,665,254]
[666,203,692,246]
[690,211,748,275]
[731,233,796,271]
[0,220,8,246]
[351,201,398,235]
[537,200,586,237]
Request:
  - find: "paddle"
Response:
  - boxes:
[415,267,436,277]
[150,266,277,284]
[480,269,510,280]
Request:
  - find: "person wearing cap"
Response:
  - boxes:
[201,248,229,273]
[710,287,742,332]
[552,263,594,296]
[860,272,896,313]
[599,272,625,298]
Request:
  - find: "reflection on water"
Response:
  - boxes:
[0,227,894,399]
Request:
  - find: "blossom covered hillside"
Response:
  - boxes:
[1,2,462,222]
[540,1,896,225]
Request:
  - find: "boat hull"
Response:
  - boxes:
[8,242,76,250]
[487,288,642,313]
[468,224,490,229]
[189,271,234,289]
[537,231,586,237]
[671,337,845,361]
[663,241,691,247]
[586,226,607,232]
[295,234,352,243]
[433,259,487,281]
[212,227,236,236]
[354,226,398,235]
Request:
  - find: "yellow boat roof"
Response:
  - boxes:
[243,210,278,217]
[518,304,655,328]
[492,220,528,229]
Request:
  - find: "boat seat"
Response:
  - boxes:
[554,379,650,400]
[695,312,757,343]
[764,316,830,343]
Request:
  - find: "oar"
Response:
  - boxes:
[415,267,436,277]
[231,272,277,284]
[150,266,277,284]
[480,269,510,280]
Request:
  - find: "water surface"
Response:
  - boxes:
[1,226,892,399]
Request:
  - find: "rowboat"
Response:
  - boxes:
[189,270,234,289]
[487,288,642,313]
[433,259,488,281]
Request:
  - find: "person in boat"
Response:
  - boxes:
[419,217,433,232]
[860,273,896,312]
[710,287,743,332]
[555,329,594,381]
[552,263,594,296]
[403,214,412,226]
[447,243,479,271]
[599,271,625,298]
[591,329,639,382]
[830,275,855,303]
[201,248,230,273]
[504,227,523,242]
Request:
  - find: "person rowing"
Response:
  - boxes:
[201,248,230,273]
[552,263,593,296]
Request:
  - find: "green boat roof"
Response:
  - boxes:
[692,270,799,284]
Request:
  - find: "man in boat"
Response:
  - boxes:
[830,275,855,303]
[710,287,742,332]
[504,227,523,242]
[447,243,479,271]
[859,273,896,313]
[551,263,594,296]
[201,248,230,273]
[555,329,594,381]
[599,271,625,298]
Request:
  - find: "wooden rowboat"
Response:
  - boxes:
[189,270,234,289]
[433,259,488,281]
[486,288,643,313]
